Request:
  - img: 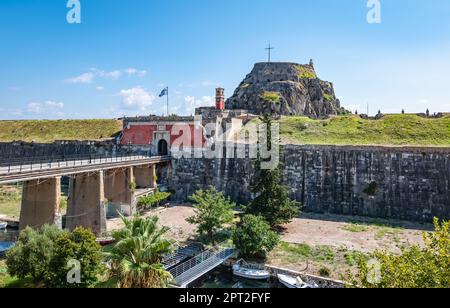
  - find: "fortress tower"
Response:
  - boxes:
[216,87,225,110]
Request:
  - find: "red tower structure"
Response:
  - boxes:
[215,87,225,110]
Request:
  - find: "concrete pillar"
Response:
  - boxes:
[104,167,135,216]
[134,164,157,189]
[20,177,61,230]
[66,171,106,235]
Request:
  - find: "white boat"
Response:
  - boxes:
[0,222,7,230]
[277,274,319,289]
[232,261,271,280]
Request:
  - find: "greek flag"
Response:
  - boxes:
[159,87,168,97]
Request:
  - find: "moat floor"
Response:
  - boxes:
[107,205,430,252]
[106,205,433,280]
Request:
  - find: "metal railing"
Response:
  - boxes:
[169,241,235,284]
[0,153,168,175]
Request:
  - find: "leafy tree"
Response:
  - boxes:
[187,187,235,244]
[6,225,63,283]
[350,218,450,288]
[46,227,104,288]
[245,114,301,228]
[106,215,174,288]
[6,225,103,288]
[232,215,280,259]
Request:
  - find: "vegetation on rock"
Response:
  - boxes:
[295,65,317,79]
[261,91,282,104]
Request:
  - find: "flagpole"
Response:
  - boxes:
[166,87,169,117]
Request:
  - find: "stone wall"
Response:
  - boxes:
[163,145,450,222]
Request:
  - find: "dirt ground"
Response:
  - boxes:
[107,204,197,243]
[281,213,431,253]
[107,205,431,253]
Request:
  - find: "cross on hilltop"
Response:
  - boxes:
[265,44,274,63]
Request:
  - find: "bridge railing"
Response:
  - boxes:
[0,153,167,174]
[168,241,235,279]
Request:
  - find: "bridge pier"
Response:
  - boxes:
[104,167,135,216]
[134,164,157,189]
[66,171,106,235]
[19,177,61,230]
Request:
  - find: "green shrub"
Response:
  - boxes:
[363,182,378,196]
[138,190,172,209]
[6,225,103,288]
[232,215,280,259]
[323,93,333,102]
[187,187,235,245]
[319,266,331,277]
[46,227,104,288]
[350,218,450,288]
[6,225,63,282]
[260,91,282,103]
[295,65,317,79]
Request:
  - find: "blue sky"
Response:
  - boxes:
[1,0,450,119]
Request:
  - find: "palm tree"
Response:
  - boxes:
[106,215,174,288]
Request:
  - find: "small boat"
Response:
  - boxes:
[96,237,115,246]
[0,242,14,257]
[232,260,271,280]
[277,274,319,289]
[0,222,7,230]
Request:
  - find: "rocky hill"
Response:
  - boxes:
[226,61,344,118]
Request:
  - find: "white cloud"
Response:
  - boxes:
[27,101,64,114]
[96,86,105,91]
[125,68,147,77]
[64,72,95,84]
[119,87,155,111]
[91,68,122,80]
[184,95,214,114]
[65,67,147,84]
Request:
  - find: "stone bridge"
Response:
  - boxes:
[0,154,171,234]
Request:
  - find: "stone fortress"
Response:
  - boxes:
[1,61,449,226]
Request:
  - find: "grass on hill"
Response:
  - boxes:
[0,185,22,218]
[261,91,282,104]
[273,114,450,147]
[0,119,123,143]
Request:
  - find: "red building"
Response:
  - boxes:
[120,115,206,155]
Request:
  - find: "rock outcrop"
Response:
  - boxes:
[226,62,343,118]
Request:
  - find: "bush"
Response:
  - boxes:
[319,266,331,277]
[350,218,450,288]
[138,190,172,209]
[187,187,235,245]
[6,225,63,283]
[6,225,104,288]
[46,227,104,288]
[232,215,280,259]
